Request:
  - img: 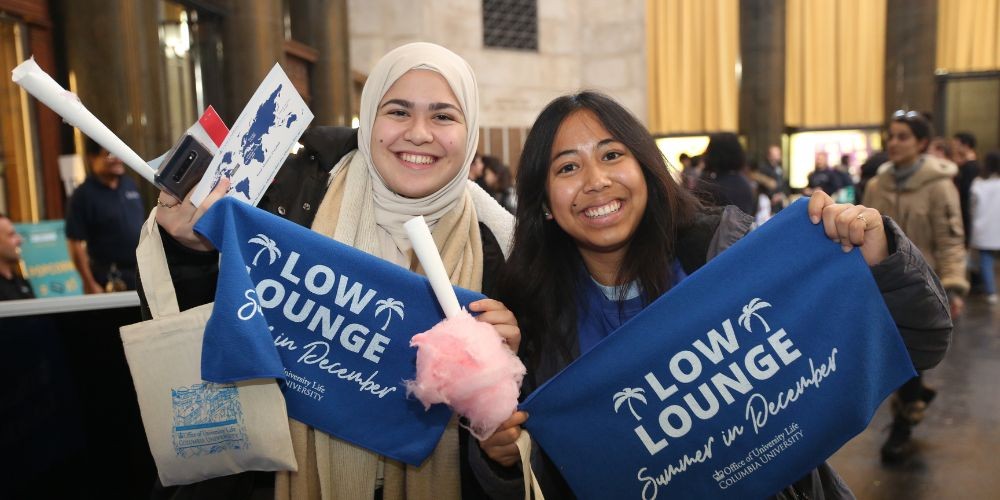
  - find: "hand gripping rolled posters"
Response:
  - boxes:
[519,200,916,499]
[194,198,484,465]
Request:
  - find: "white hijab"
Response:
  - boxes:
[356,42,480,240]
[299,43,484,500]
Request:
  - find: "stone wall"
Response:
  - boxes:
[347,0,648,130]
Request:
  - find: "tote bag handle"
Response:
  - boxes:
[516,431,545,500]
[135,207,182,318]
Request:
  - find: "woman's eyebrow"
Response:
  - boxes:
[551,138,618,162]
[380,99,463,118]
[551,148,579,162]
[380,98,412,109]
[429,102,462,114]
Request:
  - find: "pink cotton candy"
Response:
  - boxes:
[406,309,526,440]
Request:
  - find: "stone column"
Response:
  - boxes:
[57,0,167,206]
[884,0,937,121]
[219,0,285,121]
[309,0,353,127]
[58,0,167,158]
[738,0,786,166]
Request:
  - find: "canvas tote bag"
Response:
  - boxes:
[121,209,297,486]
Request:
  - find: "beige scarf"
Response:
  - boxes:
[274,151,483,500]
[276,41,485,500]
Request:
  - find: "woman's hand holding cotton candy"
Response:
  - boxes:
[478,411,528,468]
[468,298,520,354]
[156,177,230,251]
[407,310,526,440]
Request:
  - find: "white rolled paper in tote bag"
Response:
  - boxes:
[11,57,156,184]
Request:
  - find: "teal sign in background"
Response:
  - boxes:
[13,220,82,298]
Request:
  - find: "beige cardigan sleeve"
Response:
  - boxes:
[929,179,969,295]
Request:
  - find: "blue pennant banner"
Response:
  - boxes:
[194,198,484,465]
[520,199,916,499]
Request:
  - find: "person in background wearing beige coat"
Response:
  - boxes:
[862,110,968,463]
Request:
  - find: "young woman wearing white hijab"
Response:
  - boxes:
[151,42,517,500]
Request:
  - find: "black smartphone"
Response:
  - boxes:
[155,134,212,201]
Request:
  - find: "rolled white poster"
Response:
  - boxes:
[403,216,462,319]
[11,57,155,184]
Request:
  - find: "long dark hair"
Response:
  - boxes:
[703,132,746,176]
[496,91,701,370]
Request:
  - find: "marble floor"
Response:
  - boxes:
[830,294,1000,500]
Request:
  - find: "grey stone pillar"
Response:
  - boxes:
[58,0,168,158]
[219,0,286,122]
[884,0,937,121]
[739,0,786,166]
[308,0,353,127]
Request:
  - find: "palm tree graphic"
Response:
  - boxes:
[248,234,281,266]
[739,298,772,333]
[374,298,405,330]
[613,387,647,421]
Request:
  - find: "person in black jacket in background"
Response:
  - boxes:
[953,131,979,246]
[699,132,756,216]
[0,213,33,300]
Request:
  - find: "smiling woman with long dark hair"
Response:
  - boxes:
[495,92,703,375]
[468,92,953,500]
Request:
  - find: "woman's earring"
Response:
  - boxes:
[542,204,553,220]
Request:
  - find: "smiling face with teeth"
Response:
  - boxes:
[371,69,468,198]
[546,110,648,281]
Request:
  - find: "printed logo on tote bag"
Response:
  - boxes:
[171,383,249,458]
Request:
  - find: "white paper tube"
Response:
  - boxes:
[404,216,461,319]
[11,57,156,184]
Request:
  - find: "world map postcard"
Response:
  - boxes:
[190,63,314,207]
